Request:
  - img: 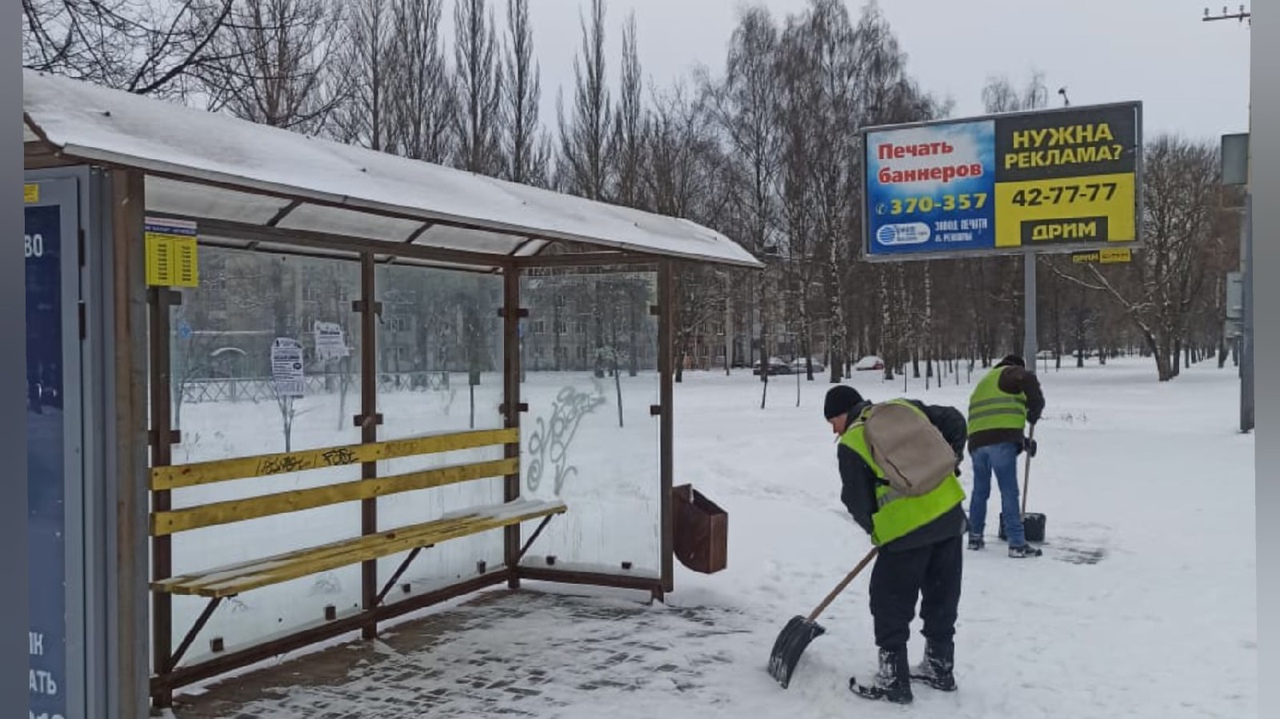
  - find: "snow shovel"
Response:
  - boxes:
[998,424,1046,543]
[767,546,879,689]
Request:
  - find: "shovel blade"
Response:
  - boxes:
[767,615,826,689]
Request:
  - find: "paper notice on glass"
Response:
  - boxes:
[271,338,306,397]
[313,321,350,362]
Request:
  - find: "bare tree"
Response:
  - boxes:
[328,0,396,150]
[774,0,866,383]
[557,0,613,201]
[808,0,861,383]
[44,1,1240,390]
[852,6,949,381]
[1051,135,1228,381]
[272,384,303,452]
[22,0,234,99]
[501,0,549,185]
[390,0,454,163]
[705,5,782,379]
[773,13,822,382]
[644,84,723,378]
[453,0,504,175]
[796,0,945,383]
[202,0,346,134]
[613,12,646,209]
[981,70,1049,114]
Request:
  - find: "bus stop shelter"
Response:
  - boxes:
[22,69,759,719]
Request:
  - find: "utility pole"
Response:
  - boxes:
[1204,4,1253,432]
[1203,4,1250,24]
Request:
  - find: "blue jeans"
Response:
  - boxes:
[968,441,1026,546]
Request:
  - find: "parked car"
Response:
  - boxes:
[854,355,885,372]
[789,356,826,373]
[752,357,792,376]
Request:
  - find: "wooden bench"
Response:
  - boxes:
[149,427,564,672]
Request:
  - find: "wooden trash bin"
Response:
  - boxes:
[673,484,728,574]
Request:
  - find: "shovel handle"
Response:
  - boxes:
[1020,424,1035,519]
[807,546,879,622]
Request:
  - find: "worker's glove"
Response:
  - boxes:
[1023,437,1038,458]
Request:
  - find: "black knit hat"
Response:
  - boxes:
[996,354,1025,368]
[823,385,864,420]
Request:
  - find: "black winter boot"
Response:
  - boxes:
[910,641,957,692]
[850,647,913,704]
[1008,543,1042,558]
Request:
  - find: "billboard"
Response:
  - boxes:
[861,102,1142,261]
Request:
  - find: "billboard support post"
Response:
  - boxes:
[1024,252,1037,373]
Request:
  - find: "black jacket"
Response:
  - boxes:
[837,398,970,552]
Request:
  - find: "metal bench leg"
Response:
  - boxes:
[374,545,431,607]
[166,596,224,673]
[516,514,557,563]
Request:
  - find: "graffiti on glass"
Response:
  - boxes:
[526,385,605,494]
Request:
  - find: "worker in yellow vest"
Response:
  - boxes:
[824,385,969,704]
[965,354,1046,558]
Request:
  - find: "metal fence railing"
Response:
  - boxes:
[176,371,453,404]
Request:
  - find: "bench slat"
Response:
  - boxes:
[153,500,566,598]
[151,427,519,490]
[200,516,494,596]
[151,458,520,537]
[153,515,484,593]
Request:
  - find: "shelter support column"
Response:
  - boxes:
[357,252,381,640]
[147,281,177,706]
[658,260,675,597]
[107,168,152,716]
[503,266,523,588]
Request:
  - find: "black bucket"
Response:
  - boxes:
[997,513,1046,543]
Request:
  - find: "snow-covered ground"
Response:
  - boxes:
[660,356,1257,717]
[170,356,1256,718]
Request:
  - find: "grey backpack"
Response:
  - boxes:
[858,400,958,497]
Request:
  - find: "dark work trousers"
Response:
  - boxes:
[868,533,963,651]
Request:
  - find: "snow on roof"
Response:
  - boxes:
[22,70,762,270]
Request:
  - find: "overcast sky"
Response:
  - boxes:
[522,0,1252,142]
